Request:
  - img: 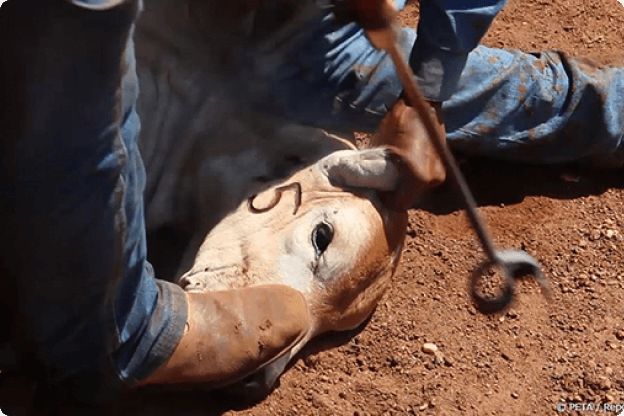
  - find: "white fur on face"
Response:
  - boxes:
[179,146,403,299]
[275,198,380,293]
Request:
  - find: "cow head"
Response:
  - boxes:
[178,146,424,396]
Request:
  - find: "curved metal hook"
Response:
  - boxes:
[470,250,551,314]
[248,182,302,215]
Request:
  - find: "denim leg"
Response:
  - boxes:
[260,1,413,134]
[444,46,624,168]
[410,0,510,101]
[266,11,623,168]
[0,0,186,388]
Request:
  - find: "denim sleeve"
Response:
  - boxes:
[1,0,187,391]
[409,0,510,102]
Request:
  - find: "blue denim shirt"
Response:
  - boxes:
[3,0,187,391]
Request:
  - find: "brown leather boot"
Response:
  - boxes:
[372,97,447,209]
[136,285,308,388]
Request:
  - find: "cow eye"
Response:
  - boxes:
[312,222,333,256]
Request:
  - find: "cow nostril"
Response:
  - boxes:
[178,278,190,289]
[179,278,204,291]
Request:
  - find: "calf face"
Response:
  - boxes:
[178,147,413,393]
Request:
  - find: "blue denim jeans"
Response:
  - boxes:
[0,0,187,391]
[263,0,623,168]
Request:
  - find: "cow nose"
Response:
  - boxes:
[178,275,207,292]
[373,98,446,211]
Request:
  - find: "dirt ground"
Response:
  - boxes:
[230,1,624,415]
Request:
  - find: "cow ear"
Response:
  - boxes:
[319,146,440,212]
[319,148,400,191]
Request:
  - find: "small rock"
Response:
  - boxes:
[511,392,519,399]
[605,229,617,239]
[304,355,320,368]
[615,330,624,340]
[589,229,602,241]
[506,309,519,319]
[605,394,615,403]
[419,404,428,411]
[422,343,438,355]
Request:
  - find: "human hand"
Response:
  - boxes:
[372,97,447,209]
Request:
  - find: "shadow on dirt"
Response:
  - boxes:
[415,157,623,215]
